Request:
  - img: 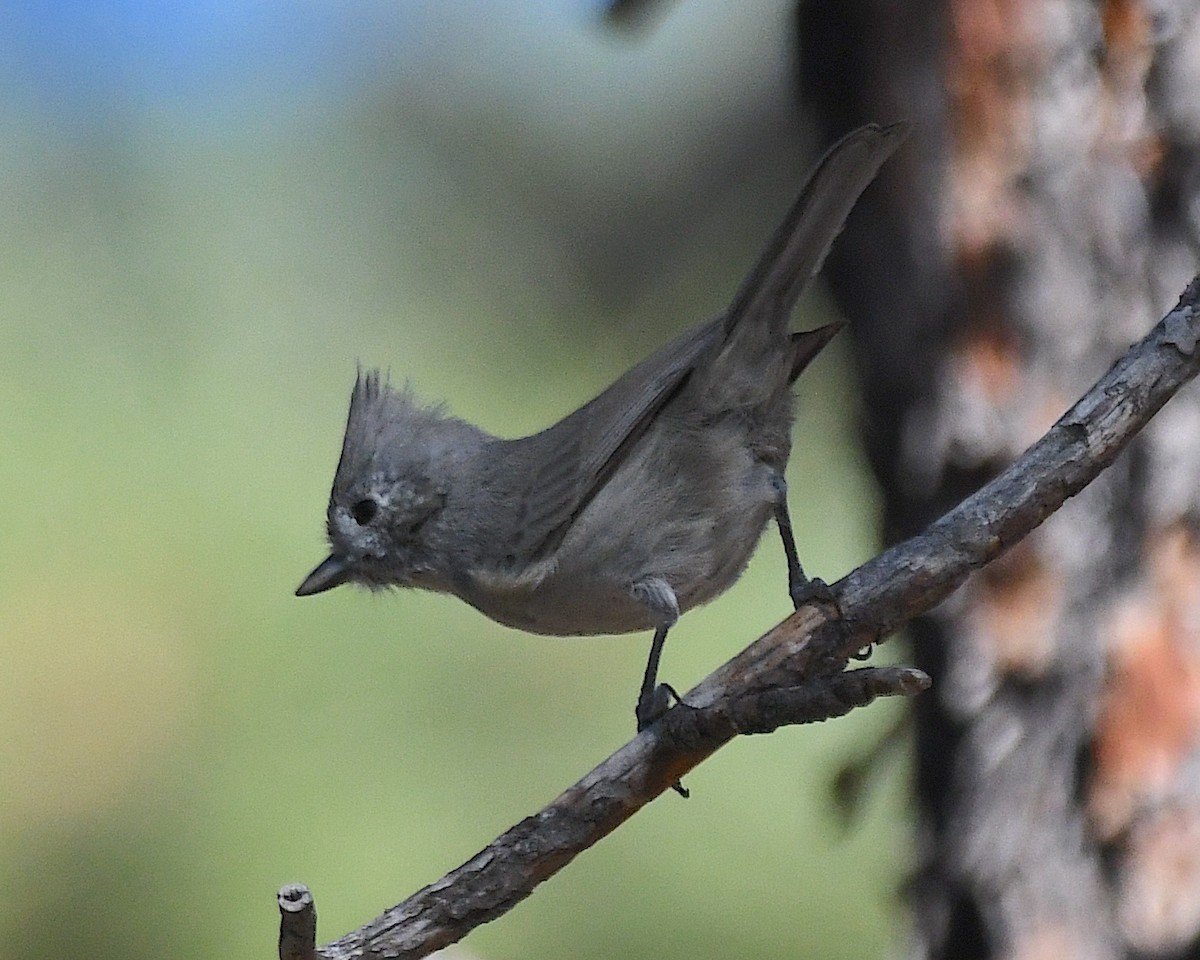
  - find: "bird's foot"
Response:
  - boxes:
[792,576,872,658]
[636,682,687,732]
[635,683,693,798]
[790,576,841,614]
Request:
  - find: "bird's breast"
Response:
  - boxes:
[460,560,660,636]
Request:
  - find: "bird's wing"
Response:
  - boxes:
[487,317,724,568]
[484,122,909,571]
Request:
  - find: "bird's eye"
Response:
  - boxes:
[351,498,378,525]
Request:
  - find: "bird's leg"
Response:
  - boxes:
[772,474,839,611]
[632,577,690,797]
[772,481,866,658]
[632,576,682,731]
[636,623,675,731]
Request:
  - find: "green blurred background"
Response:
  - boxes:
[1,1,912,957]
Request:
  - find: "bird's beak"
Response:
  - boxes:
[295,554,352,596]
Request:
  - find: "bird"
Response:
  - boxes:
[296,121,908,739]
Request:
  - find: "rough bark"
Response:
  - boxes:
[801,1,1200,956]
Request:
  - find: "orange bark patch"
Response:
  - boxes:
[971,541,1064,675]
[1102,0,1152,82]
[957,326,1021,403]
[946,0,1035,256]
[1090,527,1200,838]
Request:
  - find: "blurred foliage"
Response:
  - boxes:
[0,2,912,958]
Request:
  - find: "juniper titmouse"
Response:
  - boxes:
[297,122,908,733]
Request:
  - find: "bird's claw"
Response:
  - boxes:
[636,682,683,732]
[634,683,693,798]
[790,576,841,613]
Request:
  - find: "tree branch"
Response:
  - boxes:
[280,278,1200,960]
[278,884,317,960]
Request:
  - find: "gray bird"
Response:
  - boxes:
[297,122,907,734]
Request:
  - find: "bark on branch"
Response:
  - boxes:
[278,278,1200,960]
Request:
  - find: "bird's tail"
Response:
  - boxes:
[723,122,909,338]
[788,322,845,383]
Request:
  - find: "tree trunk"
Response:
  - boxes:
[800,1,1200,957]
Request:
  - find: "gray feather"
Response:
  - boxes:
[485,123,907,570]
